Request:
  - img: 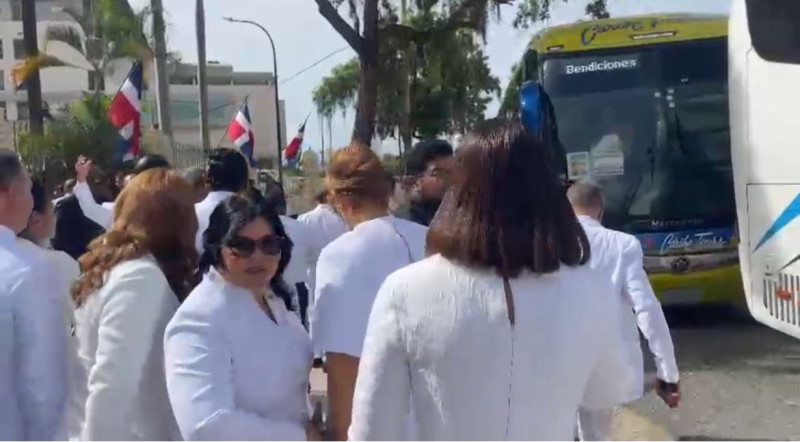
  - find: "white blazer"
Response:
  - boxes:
[74,256,181,440]
[349,254,631,441]
[0,227,67,440]
[15,239,85,440]
[578,215,679,401]
[164,269,313,441]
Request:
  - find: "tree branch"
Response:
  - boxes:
[314,0,365,55]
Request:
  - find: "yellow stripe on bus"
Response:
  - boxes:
[530,13,728,54]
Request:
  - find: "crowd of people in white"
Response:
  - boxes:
[0,119,679,441]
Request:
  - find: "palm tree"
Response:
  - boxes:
[12,0,152,99]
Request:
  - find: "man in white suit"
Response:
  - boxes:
[567,180,680,441]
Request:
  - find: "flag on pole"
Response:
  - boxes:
[283,114,309,168]
[108,60,144,162]
[226,98,255,165]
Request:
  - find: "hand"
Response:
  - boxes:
[657,379,681,408]
[305,420,322,441]
[75,156,92,183]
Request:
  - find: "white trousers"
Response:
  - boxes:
[576,406,615,441]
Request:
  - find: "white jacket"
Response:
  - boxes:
[0,227,67,440]
[15,239,85,440]
[74,256,181,440]
[578,215,679,402]
[165,269,313,441]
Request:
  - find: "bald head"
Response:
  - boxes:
[567,180,604,219]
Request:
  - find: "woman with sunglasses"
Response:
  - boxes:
[164,194,319,441]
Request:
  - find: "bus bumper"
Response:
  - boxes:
[649,264,745,306]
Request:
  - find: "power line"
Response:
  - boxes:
[280,46,351,85]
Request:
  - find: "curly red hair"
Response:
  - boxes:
[72,168,199,307]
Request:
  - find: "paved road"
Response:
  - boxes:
[310,306,800,440]
[613,306,800,441]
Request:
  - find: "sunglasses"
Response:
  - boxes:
[226,235,285,258]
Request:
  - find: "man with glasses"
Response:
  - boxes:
[396,139,454,226]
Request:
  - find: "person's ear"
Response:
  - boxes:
[27,211,42,229]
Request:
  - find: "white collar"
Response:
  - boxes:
[576,214,602,227]
[0,225,16,244]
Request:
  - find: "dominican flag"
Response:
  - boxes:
[108,60,143,162]
[283,115,309,168]
[226,98,255,164]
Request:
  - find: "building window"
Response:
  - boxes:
[0,40,4,60]
[11,0,22,21]
[13,39,26,60]
[0,70,4,91]
[17,102,28,120]
[88,71,105,92]
[0,102,6,121]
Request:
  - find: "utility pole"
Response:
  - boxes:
[196,0,211,153]
[400,0,413,155]
[223,17,285,186]
[21,0,43,134]
[151,0,175,161]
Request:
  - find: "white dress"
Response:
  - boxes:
[349,254,631,441]
[74,255,181,440]
[164,269,313,441]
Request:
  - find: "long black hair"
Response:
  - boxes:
[198,193,295,310]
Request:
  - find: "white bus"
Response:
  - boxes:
[729,0,800,339]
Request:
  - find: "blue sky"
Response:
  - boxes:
[137,0,730,154]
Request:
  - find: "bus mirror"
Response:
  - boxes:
[520,80,543,135]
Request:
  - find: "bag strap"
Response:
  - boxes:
[502,273,516,328]
[385,218,414,264]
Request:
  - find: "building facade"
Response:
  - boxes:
[1,0,286,161]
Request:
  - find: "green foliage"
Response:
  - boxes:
[313,9,500,140]
[18,94,120,184]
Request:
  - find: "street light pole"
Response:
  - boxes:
[223,17,284,187]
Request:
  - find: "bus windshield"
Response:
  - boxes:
[541,38,734,233]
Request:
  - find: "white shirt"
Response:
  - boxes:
[297,204,348,297]
[297,204,347,252]
[164,269,313,441]
[349,254,630,441]
[195,190,235,255]
[578,215,679,401]
[312,215,427,358]
[15,239,85,440]
[279,215,316,290]
[73,181,114,230]
[74,256,181,440]
[0,226,67,440]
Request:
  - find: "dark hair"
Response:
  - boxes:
[31,179,47,214]
[426,119,590,278]
[0,148,23,187]
[206,148,250,193]
[262,183,287,214]
[132,154,170,175]
[314,190,328,204]
[198,194,295,310]
[566,180,604,211]
[405,139,454,176]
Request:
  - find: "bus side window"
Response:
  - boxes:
[746,0,800,64]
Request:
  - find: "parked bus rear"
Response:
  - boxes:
[521,14,741,306]
[729,0,800,339]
